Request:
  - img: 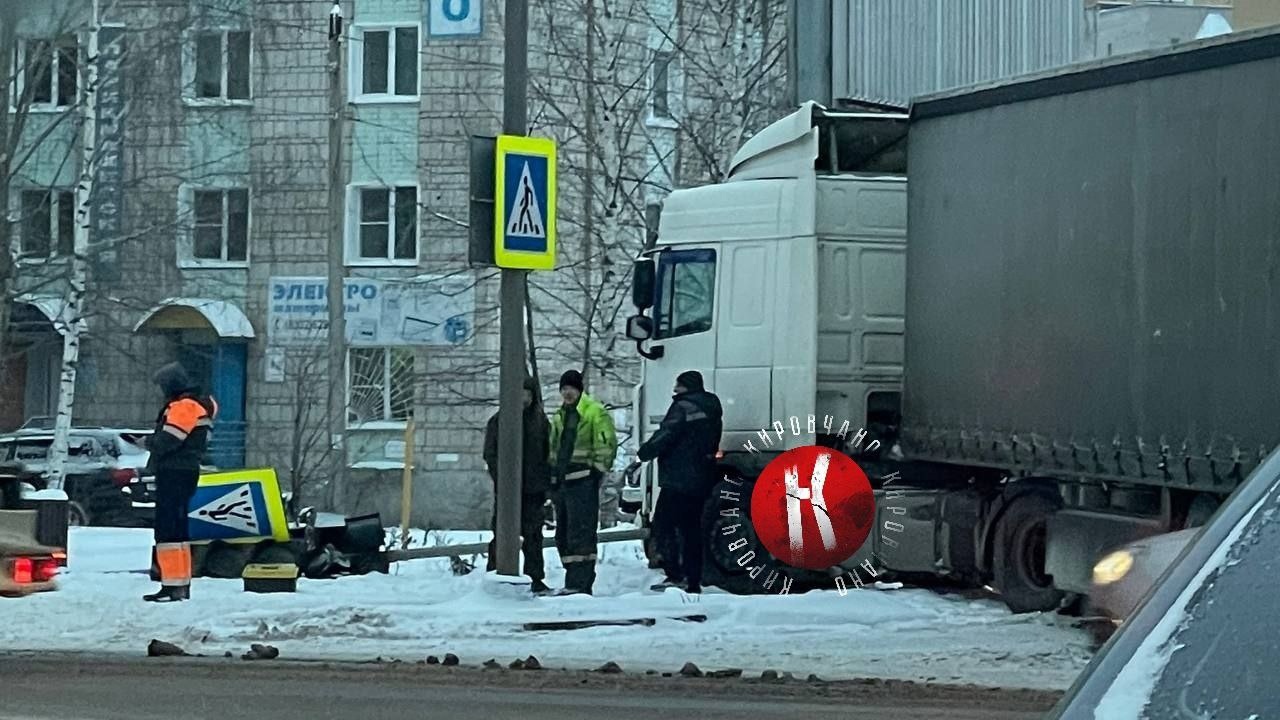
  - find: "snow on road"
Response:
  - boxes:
[0,528,1094,690]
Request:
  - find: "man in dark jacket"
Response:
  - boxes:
[483,376,552,593]
[144,362,217,602]
[634,370,722,594]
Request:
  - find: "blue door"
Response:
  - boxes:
[209,342,247,469]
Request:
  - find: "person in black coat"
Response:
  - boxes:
[144,362,217,602]
[483,376,552,593]
[632,370,723,594]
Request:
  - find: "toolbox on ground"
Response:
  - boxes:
[242,562,299,593]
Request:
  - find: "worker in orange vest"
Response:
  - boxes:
[143,362,217,602]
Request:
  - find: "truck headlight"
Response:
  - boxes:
[1092,550,1135,586]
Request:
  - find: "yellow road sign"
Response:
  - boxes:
[494,134,556,270]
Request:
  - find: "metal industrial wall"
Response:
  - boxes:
[832,0,1084,107]
[902,30,1280,488]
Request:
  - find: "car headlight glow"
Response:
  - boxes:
[1093,550,1135,586]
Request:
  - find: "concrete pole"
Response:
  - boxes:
[494,0,529,577]
[326,2,349,511]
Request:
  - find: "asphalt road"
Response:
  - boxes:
[0,654,1061,720]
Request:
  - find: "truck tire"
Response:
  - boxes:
[67,501,89,528]
[700,477,759,595]
[992,491,1064,613]
[1182,494,1220,529]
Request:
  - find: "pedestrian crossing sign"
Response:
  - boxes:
[494,134,557,270]
[187,468,291,543]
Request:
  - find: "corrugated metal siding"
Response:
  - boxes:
[833,0,1084,107]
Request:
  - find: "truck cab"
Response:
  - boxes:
[626,102,909,515]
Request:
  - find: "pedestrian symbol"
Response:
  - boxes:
[184,468,291,542]
[506,161,546,239]
[494,134,557,270]
[189,484,263,537]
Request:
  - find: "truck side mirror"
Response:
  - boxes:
[632,258,655,310]
[626,314,653,341]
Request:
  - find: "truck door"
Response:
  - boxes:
[715,243,775,434]
[642,248,719,440]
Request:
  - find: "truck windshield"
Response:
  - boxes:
[654,249,716,340]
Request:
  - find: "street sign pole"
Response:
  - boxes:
[495,0,529,578]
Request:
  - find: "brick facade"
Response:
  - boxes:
[5,0,789,529]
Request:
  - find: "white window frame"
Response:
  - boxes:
[646,49,680,129]
[15,188,77,261]
[12,35,79,112]
[348,23,421,103]
[182,27,253,106]
[346,347,415,429]
[345,183,420,267]
[178,184,252,268]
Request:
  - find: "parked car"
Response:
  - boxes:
[0,487,61,597]
[0,427,155,527]
[1050,444,1280,719]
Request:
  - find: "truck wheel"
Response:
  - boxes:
[67,501,89,527]
[1182,494,1219,529]
[992,492,1064,613]
[700,477,760,595]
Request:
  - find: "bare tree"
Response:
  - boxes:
[664,0,789,184]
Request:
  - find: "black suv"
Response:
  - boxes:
[0,428,155,527]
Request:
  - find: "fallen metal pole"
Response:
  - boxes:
[386,527,648,563]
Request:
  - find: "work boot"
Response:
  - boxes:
[530,579,552,595]
[143,586,189,603]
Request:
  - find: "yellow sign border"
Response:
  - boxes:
[194,468,291,543]
[494,134,557,270]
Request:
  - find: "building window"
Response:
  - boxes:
[347,347,414,426]
[191,30,251,100]
[353,25,419,99]
[17,36,78,109]
[351,186,418,263]
[651,51,673,119]
[19,189,76,258]
[191,188,249,262]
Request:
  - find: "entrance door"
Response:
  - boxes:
[209,342,247,468]
[175,342,246,468]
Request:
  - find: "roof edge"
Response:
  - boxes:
[911,23,1280,121]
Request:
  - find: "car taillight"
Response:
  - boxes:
[34,558,59,582]
[111,468,138,488]
[11,557,34,584]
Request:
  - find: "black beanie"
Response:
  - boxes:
[676,370,704,392]
[559,370,584,392]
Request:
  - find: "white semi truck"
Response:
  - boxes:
[624,29,1280,611]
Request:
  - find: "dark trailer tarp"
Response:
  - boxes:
[902,27,1280,492]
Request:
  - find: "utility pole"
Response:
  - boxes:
[494,0,529,577]
[326,1,349,511]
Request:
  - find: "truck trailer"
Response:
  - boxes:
[624,25,1280,611]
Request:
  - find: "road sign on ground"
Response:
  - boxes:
[494,134,556,270]
[187,468,290,542]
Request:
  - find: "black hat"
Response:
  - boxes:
[676,370,704,392]
[153,362,193,398]
[559,370,584,392]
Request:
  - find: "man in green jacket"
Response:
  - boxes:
[548,369,617,595]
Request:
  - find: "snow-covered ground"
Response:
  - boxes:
[0,527,1095,690]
